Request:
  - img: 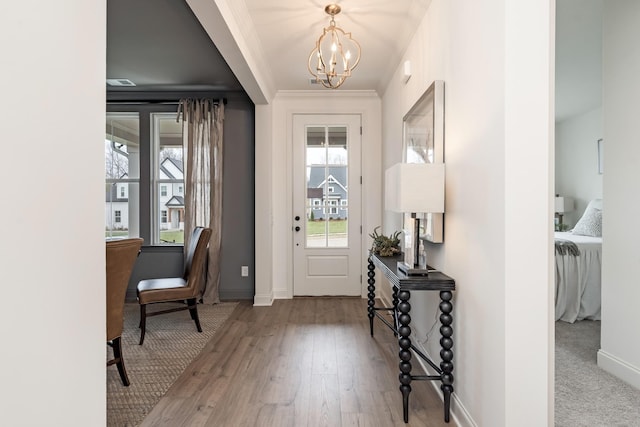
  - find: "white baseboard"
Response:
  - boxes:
[598,349,640,390]
[273,289,290,300]
[378,293,476,427]
[253,292,274,306]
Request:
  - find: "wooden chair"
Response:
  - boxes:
[106,238,143,386]
[136,226,212,345]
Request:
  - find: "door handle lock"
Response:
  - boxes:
[295,216,300,221]
[295,226,301,232]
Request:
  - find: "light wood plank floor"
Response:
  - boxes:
[141,298,452,427]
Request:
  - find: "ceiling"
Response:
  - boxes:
[107,0,243,93]
[108,0,603,121]
[107,0,432,97]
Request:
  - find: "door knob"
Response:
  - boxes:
[295,226,301,232]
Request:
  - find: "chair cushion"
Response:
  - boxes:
[137,277,187,292]
[137,277,193,304]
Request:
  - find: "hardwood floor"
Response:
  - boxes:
[140,298,451,427]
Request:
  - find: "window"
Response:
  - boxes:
[105,113,139,240]
[328,186,335,193]
[106,107,185,245]
[340,199,348,206]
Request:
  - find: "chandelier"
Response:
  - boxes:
[308,4,361,89]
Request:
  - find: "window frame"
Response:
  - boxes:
[107,103,183,246]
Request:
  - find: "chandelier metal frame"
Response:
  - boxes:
[308,4,361,89]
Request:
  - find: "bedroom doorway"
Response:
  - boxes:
[554,0,609,424]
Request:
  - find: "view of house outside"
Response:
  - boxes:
[305,125,349,247]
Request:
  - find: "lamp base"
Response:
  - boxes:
[397,261,436,276]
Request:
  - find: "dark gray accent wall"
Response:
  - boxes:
[219,96,255,300]
[119,92,255,302]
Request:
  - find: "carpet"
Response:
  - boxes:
[555,319,640,426]
[107,301,238,427]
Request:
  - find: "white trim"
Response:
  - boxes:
[253,291,274,306]
[598,349,640,391]
[265,92,381,301]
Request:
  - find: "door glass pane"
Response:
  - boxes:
[327,126,348,165]
[105,113,140,240]
[305,125,348,248]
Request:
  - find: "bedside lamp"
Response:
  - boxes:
[555,195,574,230]
[385,163,445,275]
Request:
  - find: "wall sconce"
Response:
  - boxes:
[402,60,411,83]
[385,163,445,275]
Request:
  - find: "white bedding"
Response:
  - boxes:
[555,232,602,323]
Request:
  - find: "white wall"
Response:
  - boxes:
[254,104,274,305]
[0,2,106,425]
[555,107,603,226]
[381,0,554,425]
[598,0,640,390]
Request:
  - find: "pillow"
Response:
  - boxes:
[572,200,602,237]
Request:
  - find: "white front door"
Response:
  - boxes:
[292,114,362,296]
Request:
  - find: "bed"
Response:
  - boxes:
[554,199,603,323]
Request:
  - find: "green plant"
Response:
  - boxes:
[369,226,401,256]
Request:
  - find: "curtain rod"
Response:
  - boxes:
[106,98,227,105]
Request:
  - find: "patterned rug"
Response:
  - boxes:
[107,301,238,427]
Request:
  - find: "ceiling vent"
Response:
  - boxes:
[107,78,136,87]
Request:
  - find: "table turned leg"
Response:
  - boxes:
[397,289,412,423]
[367,257,376,336]
[392,285,399,337]
[439,290,454,423]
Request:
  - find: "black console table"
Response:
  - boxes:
[367,253,455,423]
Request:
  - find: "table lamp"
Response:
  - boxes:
[385,163,445,275]
[554,195,574,230]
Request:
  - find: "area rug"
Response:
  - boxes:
[107,301,238,427]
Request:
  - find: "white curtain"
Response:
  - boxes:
[177,98,224,304]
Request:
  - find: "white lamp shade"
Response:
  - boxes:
[555,196,574,213]
[385,163,445,213]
